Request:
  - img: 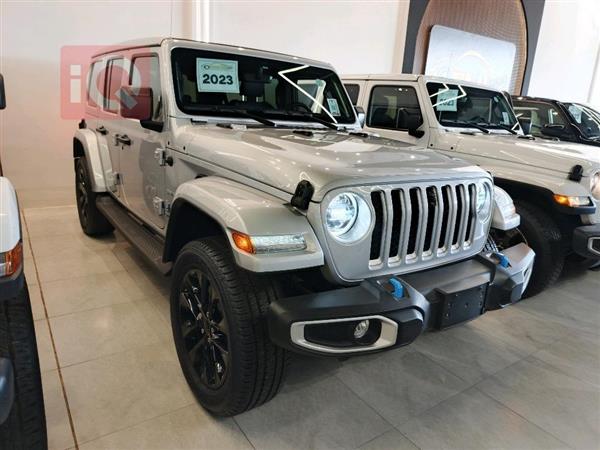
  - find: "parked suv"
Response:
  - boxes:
[344,74,600,296]
[74,39,534,416]
[512,95,600,147]
[0,74,47,448]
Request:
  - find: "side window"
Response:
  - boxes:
[514,102,568,136]
[344,83,360,105]
[104,58,125,113]
[87,61,103,108]
[367,85,423,131]
[130,55,162,121]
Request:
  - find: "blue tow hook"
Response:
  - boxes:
[494,252,510,268]
[389,278,404,299]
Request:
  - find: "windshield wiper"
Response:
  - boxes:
[475,121,517,135]
[188,106,276,127]
[442,120,490,134]
[284,110,341,131]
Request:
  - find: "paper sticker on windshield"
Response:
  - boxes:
[327,98,341,116]
[196,58,239,93]
[502,112,510,124]
[434,89,459,112]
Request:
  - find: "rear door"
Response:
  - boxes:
[362,81,428,146]
[98,56,129,199]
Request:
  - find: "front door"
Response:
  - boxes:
[362,81,427,146]
[117,52,166,229]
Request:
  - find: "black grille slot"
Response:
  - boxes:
[438,185,451,249]
[389,189,403,257]
[407,188,420,255]
[369,191,385,260]
[465,184,476,242]
[423,187,438,253]
[452,185,464,246]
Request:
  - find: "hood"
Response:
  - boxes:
[453,133,600,176]
[176,126,485,201]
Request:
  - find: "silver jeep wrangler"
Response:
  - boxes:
[73,38,534,416]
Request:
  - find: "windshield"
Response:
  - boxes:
[512,100,570,137]
[426,82,520,132]
[564,103,600,139]
[171,48,356,126]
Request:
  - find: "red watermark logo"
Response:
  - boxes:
[60,45,154,120]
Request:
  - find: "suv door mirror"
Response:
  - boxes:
[120,86,153,121]
[518,116,531,135]
[405,113,425,138]
[0,74,6,110]
[355,106,366,128]
[541,124,567,138]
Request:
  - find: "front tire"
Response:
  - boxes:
[514,200,565,297]
[0,284,47,449]
[170,237,287,416]
[75,157,113,236]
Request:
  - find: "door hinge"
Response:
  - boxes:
[152,197,167,216]
[114,172,123,185]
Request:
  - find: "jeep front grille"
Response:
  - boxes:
[368,183,477,268]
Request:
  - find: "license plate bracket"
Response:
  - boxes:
[437,284,487,329]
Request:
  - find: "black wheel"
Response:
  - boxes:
[513,200,565,297]
[0,283,47,449]
[75,157,113,236]
[170,237,287,416]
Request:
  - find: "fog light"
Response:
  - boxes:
[353,320,370,339]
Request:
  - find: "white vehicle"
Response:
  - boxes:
[343,74,600,296]
[73,39,534,415]
[0,74,47,448]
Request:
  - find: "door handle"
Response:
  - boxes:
[95,126,108,135]
[116,134,131,146]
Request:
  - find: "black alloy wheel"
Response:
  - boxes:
[178,269,230,389]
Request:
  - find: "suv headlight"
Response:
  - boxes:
[591,172,600,200]
[325,192,372,242]
[476,182,492,220]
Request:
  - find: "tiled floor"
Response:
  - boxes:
[22,201,600,450]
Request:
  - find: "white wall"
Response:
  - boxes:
[208,0,408,75]
[527,0,600,107]
[0,0,192,190]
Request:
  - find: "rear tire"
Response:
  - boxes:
[170,237,287,416]
[0,283,47,449]
[514,200,565,297]
[75,157,113,236]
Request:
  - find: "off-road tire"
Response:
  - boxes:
[171,237,287,416]
[0,283,47,449]
[515,200,564,297]
[75,157,113,236]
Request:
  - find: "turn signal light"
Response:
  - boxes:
[232,231,255,254]
[0,242,23,277]
[553,194,591,208]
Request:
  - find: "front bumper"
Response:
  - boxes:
[268,243,534,356]
[573,224,600,259]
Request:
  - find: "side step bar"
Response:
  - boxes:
[96,196,172,275]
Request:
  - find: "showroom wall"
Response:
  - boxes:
[0,1,191,191]
[527,0,600,107]
[1,0,599,192]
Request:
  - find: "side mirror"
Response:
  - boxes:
[119,86,153,121]
[406,114,425,138]
[0,74,6,110]
[518,117,531,135]
[355,106,366,128]
[541,124,567,138]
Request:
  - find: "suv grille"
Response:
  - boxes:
[369,183,478,268]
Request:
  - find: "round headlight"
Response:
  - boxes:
[476,182,492,219]
[325,193,371,242]
[591,172,600,200]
